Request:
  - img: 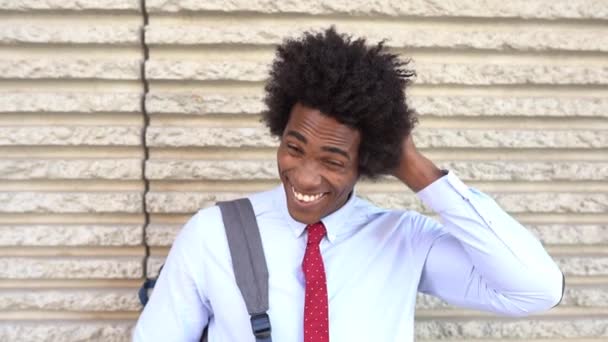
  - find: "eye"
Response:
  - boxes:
[324,159,345,169]
[286,143,303,155]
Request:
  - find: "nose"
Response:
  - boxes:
[292,160,322,191]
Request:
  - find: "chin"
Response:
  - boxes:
[285,201,322,225]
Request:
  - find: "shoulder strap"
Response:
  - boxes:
[217,198,272,342]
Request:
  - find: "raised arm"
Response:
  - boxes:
[394,135,564,315]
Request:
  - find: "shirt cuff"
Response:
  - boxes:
[416,170,472,213]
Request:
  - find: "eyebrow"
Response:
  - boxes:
[286,130,307,143]
[321,146,350,160]
[286,130,351,160]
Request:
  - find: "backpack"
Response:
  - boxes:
[138,198,272,342]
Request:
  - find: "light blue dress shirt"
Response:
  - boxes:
[133,172,563,341]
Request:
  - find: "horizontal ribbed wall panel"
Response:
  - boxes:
[146,0,608,19]
[142,1,608,340]
[146,59,608,85]
[145,19,608,52]
[146,92,608,116]
[1,0,607,340]
[0,2,145,341]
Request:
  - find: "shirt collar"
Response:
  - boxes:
[273,184,358,244]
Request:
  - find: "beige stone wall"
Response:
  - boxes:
[0,0,607,341]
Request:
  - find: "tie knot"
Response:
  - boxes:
[306,222,326,246]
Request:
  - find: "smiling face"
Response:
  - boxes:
[277,102,361,224]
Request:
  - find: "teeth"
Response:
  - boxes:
[292,187,324,203]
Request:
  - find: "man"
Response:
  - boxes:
[133,27,563,341]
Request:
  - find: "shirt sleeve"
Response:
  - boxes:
[132,211,212,341]
[416,171,564,316]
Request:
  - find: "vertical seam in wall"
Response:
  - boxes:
[140,0,151,281]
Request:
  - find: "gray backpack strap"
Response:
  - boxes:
[217,199,272,342]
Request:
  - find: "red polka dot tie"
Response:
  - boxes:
[302,222,329,342]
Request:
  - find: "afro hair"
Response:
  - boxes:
[262,26,418,178]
